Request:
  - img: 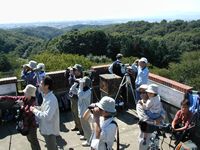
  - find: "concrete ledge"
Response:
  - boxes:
[149,73,193,93]
[0,77,17,85]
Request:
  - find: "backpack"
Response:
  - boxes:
[112,61,123,77]
[59,93,71,111]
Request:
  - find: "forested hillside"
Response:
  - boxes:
[0,20,200,90]
[47,20,200,68]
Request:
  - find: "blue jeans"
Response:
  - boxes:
[145,110,161,120]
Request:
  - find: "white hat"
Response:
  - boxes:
[25,60,37,69]
[146,84,158,94]
[137,84,148,91]
[23,84,37,97]
[37,63,45,71]
[96,96,116,113]
[139,57,148,64]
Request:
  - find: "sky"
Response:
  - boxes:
[0,0,200,24]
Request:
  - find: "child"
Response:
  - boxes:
[140,84,164,145]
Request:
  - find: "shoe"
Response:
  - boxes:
[77,131,81,135]
[82,141,90,147]
[71,127,79,131]
[142,140,146,145]
[80,135,86,140]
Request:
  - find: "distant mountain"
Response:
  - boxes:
[0,13,200,29]
[10,26,64,40]
[0,19,129,29]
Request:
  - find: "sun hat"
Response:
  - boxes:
[137,84,148,91]
[146,84,158,94]
[36,63,45,71]
[23,84,37,97]
[96,96,116,113]
[24,60,37,69]
[73,64,83,72]
[139,57,148,64]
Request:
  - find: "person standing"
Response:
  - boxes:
[0,84,41,150]
[77,76,92,146]
[109,53,127,105]
[108,53,125,77]
[135,57,149,101]
[69,64,84,135]
[90,96,117,150]
[30,76,60,150]
[35,63,46,106]
[21,60,38,86]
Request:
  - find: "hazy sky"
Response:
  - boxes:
[0,0,200,23]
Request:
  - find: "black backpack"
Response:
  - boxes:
[13,103,29,136]
[112,61,123,77]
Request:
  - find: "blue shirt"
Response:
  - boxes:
[135,66,149,86]
[21,70,37,86]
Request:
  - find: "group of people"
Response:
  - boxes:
[1,60,60,150]
[109,54,195,149]
[68,64,118,149]
[108,53,149,103]
[0,56,196,150]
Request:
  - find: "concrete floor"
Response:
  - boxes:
[0,109,180,150]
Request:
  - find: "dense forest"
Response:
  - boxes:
[0,20,200,90]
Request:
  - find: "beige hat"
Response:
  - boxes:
[25,60,37,69]
[137,84,148,91]
[23,84,37,97]
[96,96,116,113]
[139,57,148,64]
[146,84,158,94]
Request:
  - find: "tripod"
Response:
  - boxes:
[115,73,136,106]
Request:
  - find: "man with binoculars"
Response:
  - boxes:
[84,96,118,150]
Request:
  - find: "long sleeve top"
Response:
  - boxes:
[142,95,162,114]
[135,66,149,86]
[0,96,37,128]
[77,87,91,118]
[91,117,117,150]
[33,91,60,136]
[21,70,37,86]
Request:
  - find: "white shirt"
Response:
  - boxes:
[77,88,91,118]
[33,91,60,136]
[143,95,162,114]
[91,117,117,150]
[136,100,148,120]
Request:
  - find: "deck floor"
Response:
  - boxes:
[0,109,178,150]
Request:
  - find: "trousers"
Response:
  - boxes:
[26,128,41,150]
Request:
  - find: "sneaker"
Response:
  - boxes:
[82,141,90,147]
[80,135,86,140]
[71,127,79,131]
[77,131,81,135]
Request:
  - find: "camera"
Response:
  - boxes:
[138,120,171,133]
